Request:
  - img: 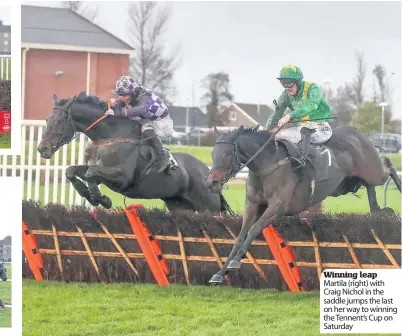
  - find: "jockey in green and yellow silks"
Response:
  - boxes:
[265,64,333,163]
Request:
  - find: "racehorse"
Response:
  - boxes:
[0,262,7,281]
[206,125,401,284]
[37,92,233,214]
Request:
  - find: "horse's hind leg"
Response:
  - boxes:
[164,197,195,212]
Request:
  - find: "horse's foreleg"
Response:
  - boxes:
[365,184,380,213]
[84,165,130,190]
[65,165,100,206]
[209,201,261,285]
[228,202,282,270]
[366,183,396,216]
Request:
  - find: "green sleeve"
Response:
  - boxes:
[265,90,288,128]
[290,84,321,120]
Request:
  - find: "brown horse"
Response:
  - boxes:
[206,125,401,284]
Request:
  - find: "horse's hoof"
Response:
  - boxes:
[209,274,224,285]
[101,196,112,209]
[227,260,241,270]
[89,199,100,207]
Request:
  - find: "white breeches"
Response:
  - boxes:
[275,121,332,144]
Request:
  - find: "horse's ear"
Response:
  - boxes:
[53,94,58,104]
[214,126,220,134]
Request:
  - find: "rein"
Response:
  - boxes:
[212,125,285,183]
[83,102,114,133]
[49,100,140,147]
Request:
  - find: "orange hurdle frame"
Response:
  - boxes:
[22,220,44,280]
[262,225,304,292]
[124,204,170,286]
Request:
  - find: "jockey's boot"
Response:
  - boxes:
[298,127,319,166]
[143,129,170,174]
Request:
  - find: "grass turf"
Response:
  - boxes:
[4,264,11,279]
[0,281,11,328]
[0,134,11,149]
[22,280,399,336]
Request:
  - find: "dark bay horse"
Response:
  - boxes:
[0,262,7,281]
[37,92,233,214]
[206,125,401,284]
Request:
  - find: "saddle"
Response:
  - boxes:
[278,139,339,182]
[277,133,341,207]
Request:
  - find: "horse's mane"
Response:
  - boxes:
[75,91,108,110]
[55,91,108,111]
[221,125,272,143]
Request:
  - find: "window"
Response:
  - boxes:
[229,111,237,121]
[4,33,8,38]
[4,40,8,45]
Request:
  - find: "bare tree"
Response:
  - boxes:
[63,1,99,22]
[352,51,366,107]
[372,65,386,102]
[127,2,181,101]
[201,72,234,128]
[324,85,355,128]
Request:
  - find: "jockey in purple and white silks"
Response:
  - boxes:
[108,76,173,174]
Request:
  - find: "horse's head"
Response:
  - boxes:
[0,262,7,281]
[38,92,109,159]
[37,94,77,159]
[207,126,244,193]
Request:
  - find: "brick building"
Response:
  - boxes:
[0,22,11,55]
[21,5,135,120]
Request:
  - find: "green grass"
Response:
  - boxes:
[22,280,399,336]
[4,264,11,279]
[0,134,11,149]
[0,281,11,328]
[0,56,11,80]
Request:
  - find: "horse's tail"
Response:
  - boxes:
[382,156,401,193]
[219,193,235,216]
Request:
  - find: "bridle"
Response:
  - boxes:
[45,100,77,150]
[210,139,243,184]
[45,98,113,150]
[209,127,286,185]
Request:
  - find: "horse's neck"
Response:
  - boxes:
[238,133,278,172]
[71,105,140,141]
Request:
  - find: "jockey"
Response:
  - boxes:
[108,75,172,174]
[265,64,332,165]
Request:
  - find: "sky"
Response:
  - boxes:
[23,1,401,117]
[0,5,11,24]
